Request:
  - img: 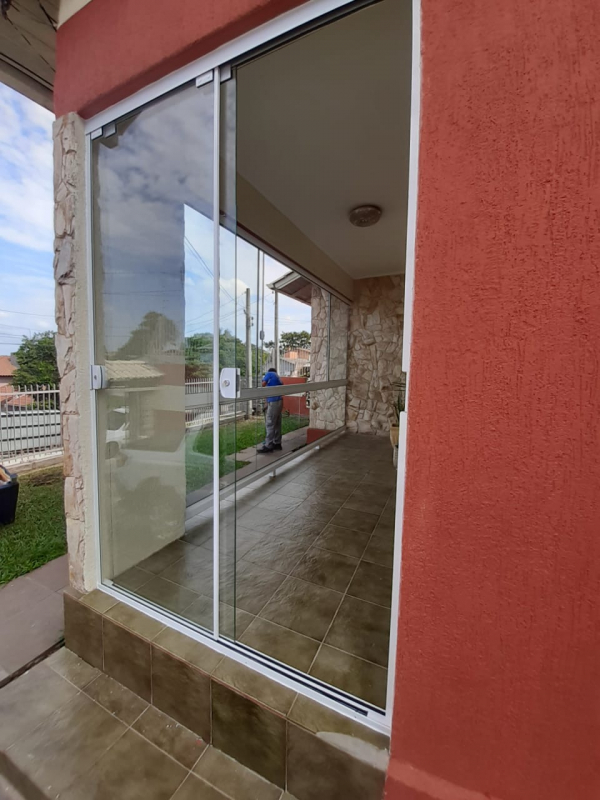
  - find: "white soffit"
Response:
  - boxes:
[237,0,412,280]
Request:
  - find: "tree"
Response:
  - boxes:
[280,331,311,353]
[12,331,59,386]
[185,329,269,380]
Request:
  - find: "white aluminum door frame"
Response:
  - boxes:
[85,0,421,734]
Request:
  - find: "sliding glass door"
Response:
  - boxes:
[91,63,352,694]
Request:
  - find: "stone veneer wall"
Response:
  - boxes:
[308,287,348,431]
[346,276,404,436]
[54,113,96,591]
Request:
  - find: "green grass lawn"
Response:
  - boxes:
[0,467,66,586]
[186,413,309,495]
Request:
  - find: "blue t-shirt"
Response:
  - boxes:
[263,371,283,402]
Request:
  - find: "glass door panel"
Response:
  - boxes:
[93,79,216,630]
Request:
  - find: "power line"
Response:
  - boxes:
[0,308,54,318]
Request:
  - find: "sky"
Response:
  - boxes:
[0,85,56,356]
[0,81,312,359]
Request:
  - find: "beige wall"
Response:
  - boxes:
[237,176,354,301]
[346,276,404,436]
[58,0,93,26]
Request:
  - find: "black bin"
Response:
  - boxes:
[0,468,19,525]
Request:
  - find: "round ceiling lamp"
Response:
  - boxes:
[348,205,382,227]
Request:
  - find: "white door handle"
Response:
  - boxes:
[220,368,240,399]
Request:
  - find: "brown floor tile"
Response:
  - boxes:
[158,550,214,595]
[0,662,78,750]
[136,576,199,615]
[237,507,290,533]
[8,692,126,796]
[46,647,100,689]
[240,617,319,672]
[325,596,390,667]
[291,546,358,593]
[260,577,342,641]
[348,560,393,608]
[287,722,386,800]
[194,745,281,800]
[315,524,371,559]
[213,655,296,716]
[27,554,69,592]
[241,534,310,575]
[172,775,229,800]
[309,645,387,708]
[211,681,286,787]
[276,518,327,543]
[221,559,286,615]
[362,534,394,567]
[80,589,118,613]
[343,491,389,515]
[114,565,153,591]
[185,595,254,638]
[293,499,340,526]
[153,627,222,673]
[256,494,304,513]
[84,673,148,724]
[105,601,165,640]
[103,618,152,700]
[63,593,103,669]
[133,705,206,768]
[272,482,315,500]
[0,575,52,620]
[373,517,395,538]
[0,592,64,674]
[288,694,389,752]
[61,728,187,800]
[330,507,380,534]
[151,645,211,740]
[138,540,195,574]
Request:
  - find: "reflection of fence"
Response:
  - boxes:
[0,385,62,464]
[185,401,239,429]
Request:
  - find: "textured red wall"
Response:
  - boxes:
[54,0,307,118]
[387,1,600,799]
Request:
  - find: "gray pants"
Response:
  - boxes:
[265,399,283,448]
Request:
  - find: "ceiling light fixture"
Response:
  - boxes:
[348,205,382,227]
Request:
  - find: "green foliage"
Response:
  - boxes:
[12,331,59,387]
[279,331,311,352]
[185,329,268,379]
[114,312,179,359]
[0,467,66,585]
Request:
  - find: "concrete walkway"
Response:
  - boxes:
[0,555,68,684]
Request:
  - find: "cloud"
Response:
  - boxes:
[0,85,54,253]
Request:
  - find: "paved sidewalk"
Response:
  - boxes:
[0,555,68,683]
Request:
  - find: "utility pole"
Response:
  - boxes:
[245,287,252,418]
[274,288,280,373]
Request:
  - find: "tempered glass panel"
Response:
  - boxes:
[93,80,216,632]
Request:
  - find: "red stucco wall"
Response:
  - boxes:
[54,0,307,118]
[387,1,600,799]
[55,0,600,798]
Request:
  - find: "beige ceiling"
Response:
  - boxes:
[237,0,412,280]
[0,0,57,110]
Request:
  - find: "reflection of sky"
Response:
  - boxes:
[184,206,312,349]
[94,80,311,358]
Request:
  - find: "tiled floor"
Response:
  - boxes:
[0,649,295,800]
[115,434,397,709]
[0,554,68,682]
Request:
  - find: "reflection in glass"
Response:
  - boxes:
[93,81,215,632]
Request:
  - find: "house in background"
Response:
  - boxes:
[0,355,16,387]
[1,1,600,800]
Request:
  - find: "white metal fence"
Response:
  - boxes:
[0,385,62,466]
[0,379,250,464]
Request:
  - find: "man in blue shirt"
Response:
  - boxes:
[258,367,283,454]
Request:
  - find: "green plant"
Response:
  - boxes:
[391,375,406,424]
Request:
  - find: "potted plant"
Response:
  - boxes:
[389,375,406,448]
